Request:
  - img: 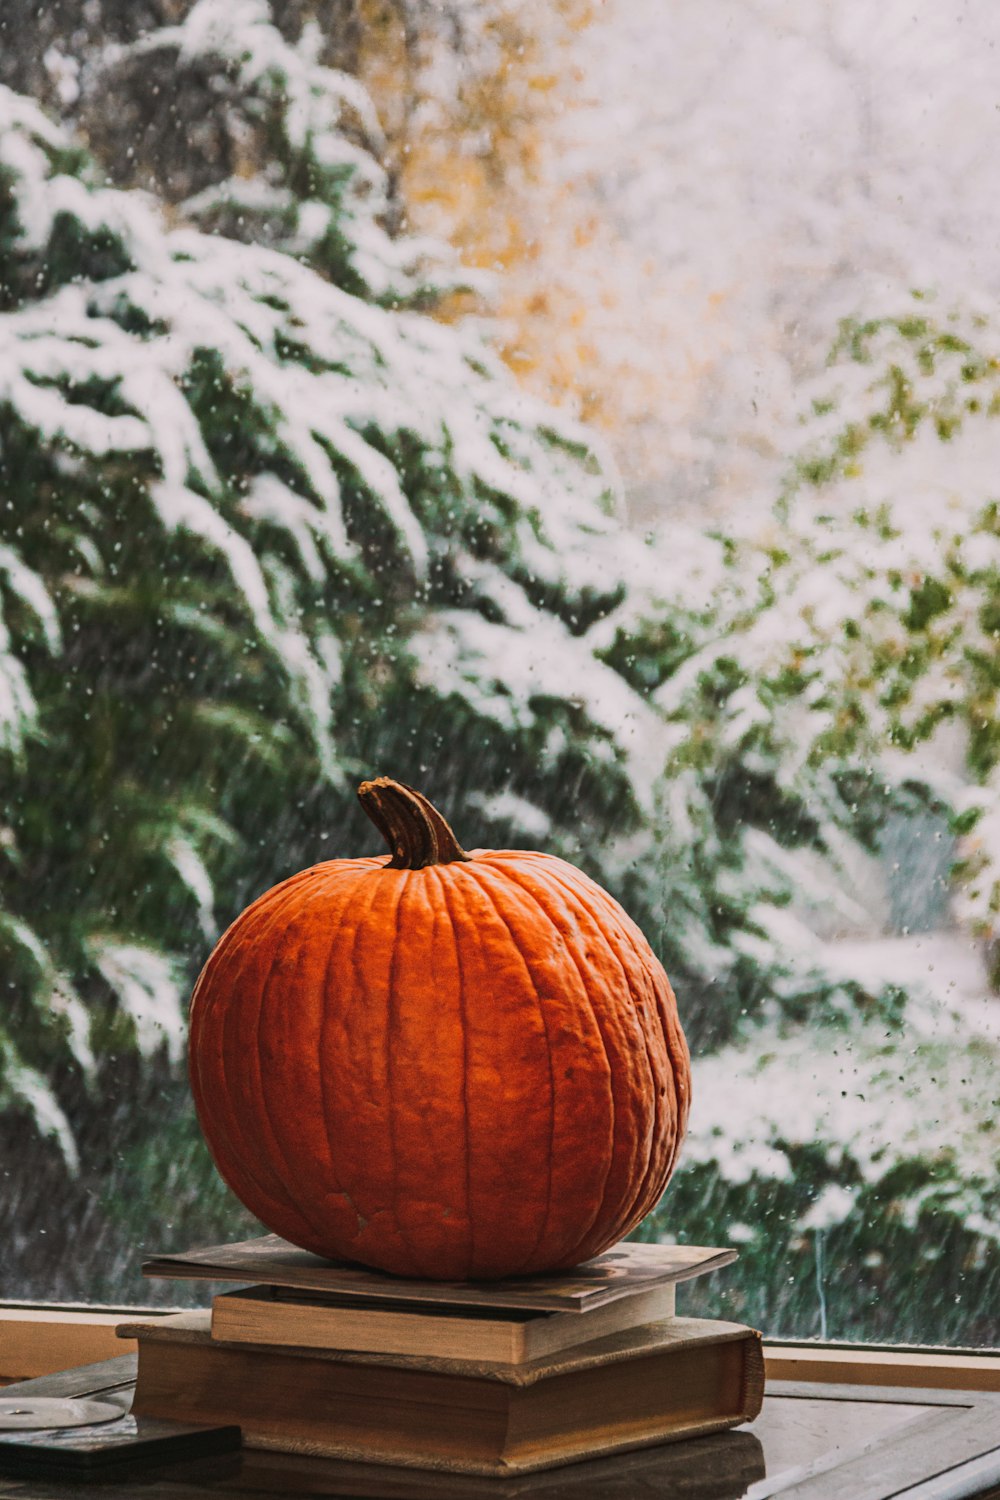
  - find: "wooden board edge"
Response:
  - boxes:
[0,1308,173,1383]
[764,1343,1000,1393]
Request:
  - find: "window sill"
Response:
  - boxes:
[2,1305,999,1391]
[0,1303,171,1384]
[764,1340,1000,1392]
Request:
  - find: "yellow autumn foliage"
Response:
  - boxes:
[353,0,698,494]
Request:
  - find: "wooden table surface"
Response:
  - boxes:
[3,1355,1000,1499]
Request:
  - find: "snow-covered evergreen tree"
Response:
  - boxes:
[0,4,676,1192]
[2,3,893,1299]
[639,296,1000,1342]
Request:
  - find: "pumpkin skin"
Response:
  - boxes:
[189,779,690,1280]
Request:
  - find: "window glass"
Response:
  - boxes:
[2,1,998,1347]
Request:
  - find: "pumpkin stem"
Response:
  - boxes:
[357,777,471,870]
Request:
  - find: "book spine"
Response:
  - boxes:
[740,1329,766,1423]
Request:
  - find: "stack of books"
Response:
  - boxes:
[121,1235,763,1476]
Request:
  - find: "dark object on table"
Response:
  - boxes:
[0,1411,241,1482]
[0,1359,241,1483]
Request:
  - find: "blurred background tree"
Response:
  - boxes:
[0,0,670,1294]
[0,0,682,485]
[1,0,999,1343]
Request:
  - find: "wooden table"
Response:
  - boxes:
[2,1355,1000,1498]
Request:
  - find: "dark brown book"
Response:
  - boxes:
[142,1234,737,1313]
[119,1311,764,1476]
[210,1282,677,1364]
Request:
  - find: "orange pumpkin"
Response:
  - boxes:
[189,778,690,1280]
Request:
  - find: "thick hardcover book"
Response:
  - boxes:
[143,1234,736,1313]
[120,1311,764,1476]
[211,1281,677,1364]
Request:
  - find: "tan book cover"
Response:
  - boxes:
[142,1234,736,1314]
[118,1311,764,1476]
[210,1281,678,1364]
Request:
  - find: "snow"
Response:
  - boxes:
[800,1185,857,1235]
[88,940,187,1065]
[0,913,52,977]
[0,628,39,756]
[110,0,463,305]
[682,929,1000,1239]
[0,545,60,653]
[0,1042,79,1172]
[241,476,333,585]
[465,789,553,842]
[953,774,1000,947]
[165,835,217,944]
[47,976,96,1079]
[414,604,671,799]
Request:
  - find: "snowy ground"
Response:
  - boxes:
[684,929,1000,1245]
[826,931,999,1043]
